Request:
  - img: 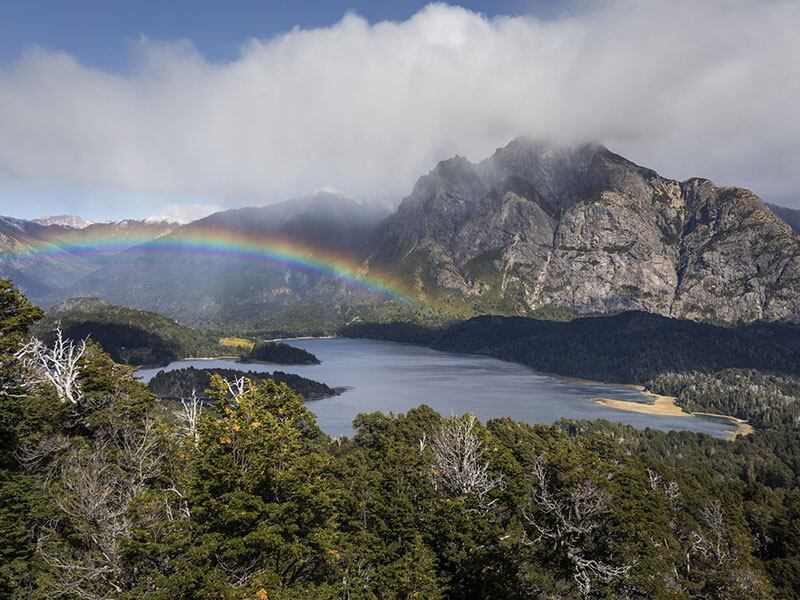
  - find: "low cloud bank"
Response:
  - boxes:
[1,0,798,211]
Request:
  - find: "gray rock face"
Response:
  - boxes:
[374,138,800,323]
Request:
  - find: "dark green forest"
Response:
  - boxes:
[34,298,226,367]
[342,312,800,383]
[2,280,800,598]
[148,366,341,401]
[241,341,321,365]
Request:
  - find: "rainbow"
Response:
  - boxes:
[1,225,420,305]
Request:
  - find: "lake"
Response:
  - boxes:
[136,337,737,438]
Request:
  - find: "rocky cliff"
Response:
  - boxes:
[370,139,800,323]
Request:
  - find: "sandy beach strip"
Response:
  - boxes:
[592,387,754,439]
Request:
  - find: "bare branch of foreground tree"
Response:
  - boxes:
[17,324,87,404]
[37,417,165,599]
[223,376,248,402]
[175,388,203,445]
[689,499,731,569]
[428,414,504,506]
[522,456,635,597]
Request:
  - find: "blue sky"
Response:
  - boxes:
[0,1,554,70]
[0,0,797,221]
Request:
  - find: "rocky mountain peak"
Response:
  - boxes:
[374,138,800,324]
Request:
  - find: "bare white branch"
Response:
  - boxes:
[427,414,504,507]
[17,324,87,404]
[522,456,635,597]
[36,417,165,599]
[689,499,731,568]
[665,481,682,511]
[223,376,248,402]
[174,388,203,445]
[15,433,72,484]
[646,468,662,492]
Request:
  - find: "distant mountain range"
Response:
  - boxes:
[0,216,179,301]
[2,138,800,330]
[64,191,394,332]
[33,215,95,229]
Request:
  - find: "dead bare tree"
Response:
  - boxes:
[523,456,635,597]
[689,499,731,568]
[215,553,261,588]
[664,481,682,511]
[119,417,165,499]
[646,468,662,491]
[17,324,86,404]
[339,557,375,600]
[165,480,191,521]
[427,414,504,506]
[38,443,129,599]
[15,433,72,484]
[174,389,203,444]
[36,417,165,599]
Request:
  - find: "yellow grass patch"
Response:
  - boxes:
[219,337,255,350]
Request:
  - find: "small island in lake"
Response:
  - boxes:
[240,341,321,365]
[148,366,340,401]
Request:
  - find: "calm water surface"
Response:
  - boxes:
[136,338,736,438]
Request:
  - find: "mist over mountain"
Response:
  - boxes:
[4,1,800,217]
[55,191,394,331]
[371,139,800,323]
[0,217,180,302]
[3,139,800,331]
[188,190,389,247]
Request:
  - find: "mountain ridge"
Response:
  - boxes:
[768,202,800,235]
[3,138,800,328]
[0,217,180,303]
[369,138,800,323]
[33,215,94,229]
[57,192,397,330]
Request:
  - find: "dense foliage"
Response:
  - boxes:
[33,297,226,366]
[2,281,800,598]
[342,311,800,383]
[241,341,321,365]
[148,366,341,401]
[648,369,800,429]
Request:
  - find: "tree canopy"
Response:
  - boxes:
[0,280,799,598]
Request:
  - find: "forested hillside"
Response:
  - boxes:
[1,279,800,598]
[33,297,225,366]
[342,311,800,383]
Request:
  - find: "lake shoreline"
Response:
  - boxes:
[592,387,754,440]
[162,338,743,439]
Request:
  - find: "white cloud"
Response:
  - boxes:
[0,0,799,212]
